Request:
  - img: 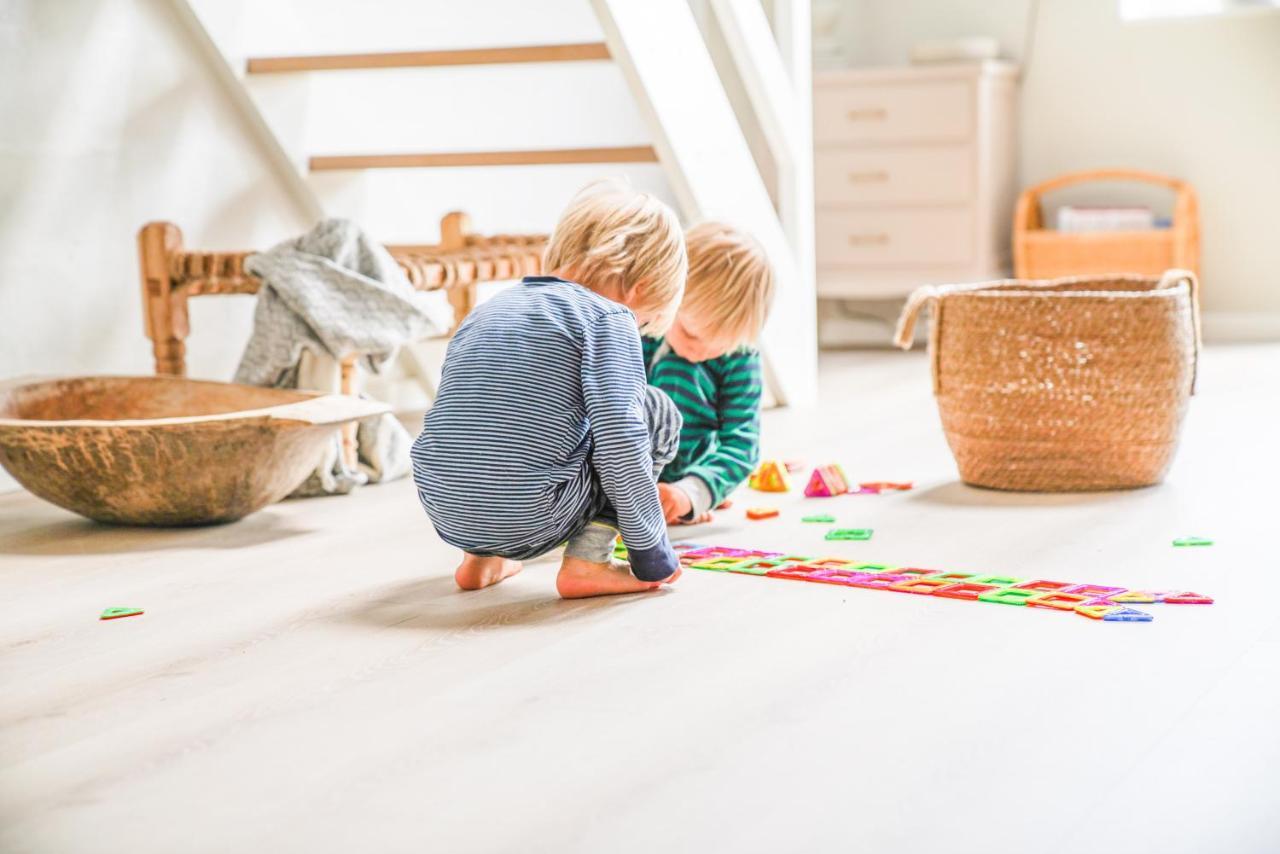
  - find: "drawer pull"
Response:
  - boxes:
[847,170,889,184]
[846,108,888,122]
[847,233,890,247]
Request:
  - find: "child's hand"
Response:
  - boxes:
[658,483,692,524]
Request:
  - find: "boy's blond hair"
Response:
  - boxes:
[543,180,686,335]
[683,222,775,347]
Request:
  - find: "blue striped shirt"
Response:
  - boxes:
[411,276,677,580]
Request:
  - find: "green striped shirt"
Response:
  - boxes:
[642,336,762,507]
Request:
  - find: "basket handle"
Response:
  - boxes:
[1158,268,1202,395]
[895,278,1052,350]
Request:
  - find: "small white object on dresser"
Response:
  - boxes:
[813,61,1019,299]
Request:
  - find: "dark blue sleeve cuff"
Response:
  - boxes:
[626,534,679,581]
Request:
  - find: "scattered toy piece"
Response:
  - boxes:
[746,507,780,520]
[784,460,804,473]
[749,460,790,492]
[1074,604,1122,620]
[851,486,881,495]
[100,607,144,621]
[1026,592,1092,611]
[931,571,978,582]
[804,464,850,497]
[824,528,872,541]
[1013,579,1074,592]
[977,587,1042,606]
[933,582,999,600]
[1163,591,1214,604]
[1111,590,1160,604]
[801,514,836,523]
[860,482,913,491]
[970,574,1025,587]
[888,577,953,595]
[1173,536,1213,547]
[1101,607,1154,623]
[1063,583,1126,599]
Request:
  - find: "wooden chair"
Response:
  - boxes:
[137,212,548,465]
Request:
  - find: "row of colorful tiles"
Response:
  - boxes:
[653,544,1214,623]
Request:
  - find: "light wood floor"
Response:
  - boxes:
[2,347,1279,854]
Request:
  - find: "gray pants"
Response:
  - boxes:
[562,385,682,563]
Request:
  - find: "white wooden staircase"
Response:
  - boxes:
[172,0,816,405]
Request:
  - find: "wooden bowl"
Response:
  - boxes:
[0,376,389,526]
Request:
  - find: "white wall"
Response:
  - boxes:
[0,0,311,383]
[833,0,1280,327]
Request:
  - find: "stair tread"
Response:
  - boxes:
[247,43,610,73]
[309,146,659,171]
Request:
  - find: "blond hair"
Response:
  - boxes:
[682,222,775,346]
[543,180,686,335]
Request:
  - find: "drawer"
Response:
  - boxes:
[816,209,973,267]
[815,146,974,207]
[814,80,972,145]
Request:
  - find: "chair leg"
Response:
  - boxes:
[138,222,190,376]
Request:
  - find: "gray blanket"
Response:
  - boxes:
[234,218,449,496]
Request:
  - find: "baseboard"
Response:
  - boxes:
[1201,311,1280,343]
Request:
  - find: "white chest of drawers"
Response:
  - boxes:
[813,62,1019,298]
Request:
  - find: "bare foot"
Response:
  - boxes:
[455,554,524,590]
[556,555,681,599]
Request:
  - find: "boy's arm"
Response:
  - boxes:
[581,313,679,582]
[681,350,763,508]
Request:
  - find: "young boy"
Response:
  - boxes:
[411,181,688,598]
[645,222,776,524]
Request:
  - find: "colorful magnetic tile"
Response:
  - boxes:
[804,464,850,497]
[680,546,776,562]
[892,567,938,578]
[1063,584,1126,599]
[802,514,836,523]
[809,569,878,587]
[1172,536,1213,547]
[1110,590,1160,604]
[977,587,1042,606]
[844,572,911,589]
[933,582,999,601]
[100,607,144,620]
[969,574,1025,587]
[888,577,953,595]
[1026,591,1092,611]
[1013,579,1073,593]
[767,566,869,586]
[853,562,896,573]
[729,556,813,576]
[1074,604,1122,620]
[860,481,913,491]
[1102,607,1154,623]
[749,461,790,492]
[784,460,804,472]
[930,571,977,582]
[825,528,872,541]
[1163,591,1214,604]
[851,487,881,495]
[726,557,790,575]
[746,507,780,520]
[690,556,754,572]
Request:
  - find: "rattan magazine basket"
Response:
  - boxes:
[895,269,1201,492]
[1013,169,1200,279]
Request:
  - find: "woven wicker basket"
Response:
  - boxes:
[895,269,1201,492]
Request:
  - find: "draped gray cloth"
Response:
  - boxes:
[234,218,449,496]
